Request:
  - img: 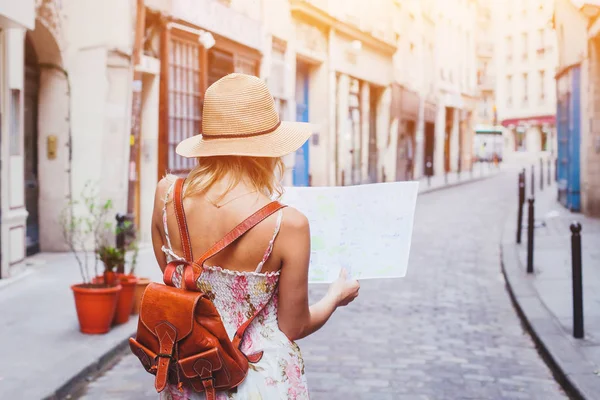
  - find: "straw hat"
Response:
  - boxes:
[176,73,313,158]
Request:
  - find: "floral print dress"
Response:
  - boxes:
[160,184,309,400]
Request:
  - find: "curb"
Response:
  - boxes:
[419,171,501,195]
[500,216,600,400]
[42,334,134,400]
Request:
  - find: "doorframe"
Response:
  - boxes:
[293,62,310,186]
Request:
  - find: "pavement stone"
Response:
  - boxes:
[72,165,567,399]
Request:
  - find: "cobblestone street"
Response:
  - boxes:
[75,169,568,400]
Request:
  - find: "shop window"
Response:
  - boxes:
[167,34,202,173]
[235,55,258,76]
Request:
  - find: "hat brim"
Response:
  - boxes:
[176,121,314,158]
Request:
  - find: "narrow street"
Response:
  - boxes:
[75,168,567,400]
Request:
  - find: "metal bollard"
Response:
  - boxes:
[570,222,584,339]
[527,198,535,273]
[427,175,431,187]
[547,158,551,186]
[530,165,535,197]
[517,172,525,244]
[445,172,448,184]
[540,158,544,191]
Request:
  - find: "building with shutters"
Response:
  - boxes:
[288,0,397,186]
[432,0,478,177]
[494,0,557,154]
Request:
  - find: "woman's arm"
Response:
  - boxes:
[276,208,359,341]
[151,176,174,272]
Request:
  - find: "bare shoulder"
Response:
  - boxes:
[155,174,178,201]
[280,206,309,233]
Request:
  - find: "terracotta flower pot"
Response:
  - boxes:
[131,277,151,315]
[71,283,122,334]
[113,274,138,325]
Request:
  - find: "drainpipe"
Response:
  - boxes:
[126,0,146,229]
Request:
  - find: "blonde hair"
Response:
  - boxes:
[183,156,285,202]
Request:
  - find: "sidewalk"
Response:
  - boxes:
[0,168,499,400]
[501,177,600,399]
[0,249,163,400]
[417,161,500,194]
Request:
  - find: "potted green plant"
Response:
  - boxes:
[60,182,122,335]
[96,245,124,286]
[93,222,139,325]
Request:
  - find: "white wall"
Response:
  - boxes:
[493,0,557,123]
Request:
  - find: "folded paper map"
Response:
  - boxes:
[281,182,419,283]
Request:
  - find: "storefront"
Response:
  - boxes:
[423,102,436,177]
[128,0,265,242]
[156,0,264,176]
[332,33,395,186]
[391,83,420,181]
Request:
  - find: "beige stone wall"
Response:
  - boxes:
[494,0,557,125]
[585,39,600,216]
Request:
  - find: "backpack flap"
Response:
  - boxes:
[179,348,230,392]
[139,283,204,392]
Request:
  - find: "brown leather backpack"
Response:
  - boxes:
[129,178,286,399]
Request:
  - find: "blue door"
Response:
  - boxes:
[557,82,569,206]
[294,64,310,186]
[567,66,581,211]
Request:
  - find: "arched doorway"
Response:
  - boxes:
[26,18,70,252]
[24,36,40,255]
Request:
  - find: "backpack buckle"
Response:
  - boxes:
[156,353,175,361]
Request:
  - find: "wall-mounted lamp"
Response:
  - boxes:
[167,22,215,50]
[199,31,215,50]
[351,40,362,52]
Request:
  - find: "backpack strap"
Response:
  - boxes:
[163,200,287,290]
[181,201,287,290]
[173,177,193,261]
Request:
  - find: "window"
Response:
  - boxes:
[539,70,545,101]
[506,36,513,62]
[507,75,513,107]
[270,38,287,119]
[523,72,528,104]
[481,96,489,118]
[522,32,528,60]
[167,34,202,173]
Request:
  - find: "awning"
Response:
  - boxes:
[501,115,555,127]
